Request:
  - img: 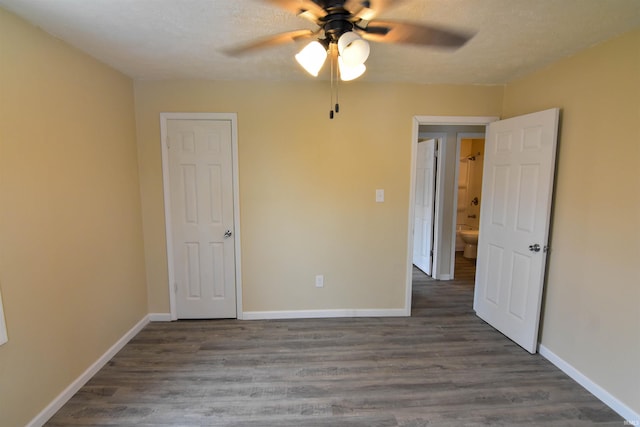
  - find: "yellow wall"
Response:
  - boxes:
[134,81,503,313]
[0,9,148,427]
[503,29,640,414]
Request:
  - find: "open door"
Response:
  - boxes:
[474,108,559,353]
[413,138,437,275]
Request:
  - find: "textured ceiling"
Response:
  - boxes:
[1,0,639,84]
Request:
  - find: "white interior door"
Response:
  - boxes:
[167,118,237,319]
[413,138,437,275]
[474,108,559,353]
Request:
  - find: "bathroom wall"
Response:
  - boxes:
[455,140,472,251]
[456,138,485,250]
[466,138,485,229]
[456,139,471,227]
[456,139,472,230]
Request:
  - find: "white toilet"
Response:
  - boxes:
[459,229,479,259]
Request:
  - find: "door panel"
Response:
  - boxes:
[413,139,436,275]
[168,119,236,319]
[474,108,559,353]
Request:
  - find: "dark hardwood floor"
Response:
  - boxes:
[46,254,622,426]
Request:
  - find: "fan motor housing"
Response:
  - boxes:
[323,19,354,41]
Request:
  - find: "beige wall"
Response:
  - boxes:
[0,9,148,427]
[503,29,640,414]
[135,81,503,313]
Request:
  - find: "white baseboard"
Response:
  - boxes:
[242,308,409,320]
[539,344,639,423]
[148,312,172,322]
[26,315,150,427]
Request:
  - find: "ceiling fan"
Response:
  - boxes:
[226,0,475,118]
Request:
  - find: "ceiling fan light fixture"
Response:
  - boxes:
[337,31,370,67]
[295,40,327,77]
[338,56,366,81]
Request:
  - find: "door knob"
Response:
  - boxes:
[224,230,232,238]
[528,243,541,252]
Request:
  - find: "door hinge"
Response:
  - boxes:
[174,282,178,294]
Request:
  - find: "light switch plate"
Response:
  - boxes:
[376,189,384,202]
[0,289,7,345]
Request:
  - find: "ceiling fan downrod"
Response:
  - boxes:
[311,0,356,44]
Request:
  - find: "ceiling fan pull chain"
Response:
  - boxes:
[335,63,340,113]
[334,43,340,114]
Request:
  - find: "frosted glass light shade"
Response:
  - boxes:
[337,31,370,66]
[339,56,366,81]
[295,41,327,77]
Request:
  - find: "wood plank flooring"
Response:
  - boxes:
[46,254,623,426]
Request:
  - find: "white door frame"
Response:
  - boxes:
[406,116,498,312]
[160,112,243,320]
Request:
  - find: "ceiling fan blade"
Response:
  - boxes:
[344,0,407,20]
[261,0,327,21]
[360,20,474,49]
[223,29,317,56]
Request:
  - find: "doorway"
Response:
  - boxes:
[406,116,498,308]
[408,110,560,355]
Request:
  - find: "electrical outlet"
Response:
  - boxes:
[376,189,384,202]
[315,275,324,288]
